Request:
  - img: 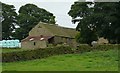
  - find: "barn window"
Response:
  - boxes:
[30,38,34,41]
[33,42,36,46]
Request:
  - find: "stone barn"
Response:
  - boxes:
[21,22,78,49]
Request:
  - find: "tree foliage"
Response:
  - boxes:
[68,2,120,44]
[1,3,56,40]
[1,2,18,40]
[13,4,56,40]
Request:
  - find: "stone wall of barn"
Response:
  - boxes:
[53,36,63,44]
[21,40,47,49]
[53,36,77,47]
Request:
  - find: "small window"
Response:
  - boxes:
[33,42,36,46]
[30,38,34,41]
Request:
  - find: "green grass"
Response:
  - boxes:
[2,49,118,71]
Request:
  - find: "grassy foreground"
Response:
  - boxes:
[2,49,118,71]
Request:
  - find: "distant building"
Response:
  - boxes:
[21,22,79,49]
[97,37,109,44]
[0,40,21,48]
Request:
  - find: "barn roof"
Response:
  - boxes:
[29,22,78,38]
[21,36,53,42]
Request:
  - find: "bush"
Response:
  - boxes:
[2,46,73,62]
[93,44,119,51]
[2,44,119,62]
[75,44,91,53]
[75,44,119,53]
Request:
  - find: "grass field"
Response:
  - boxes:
[2,49,118,71]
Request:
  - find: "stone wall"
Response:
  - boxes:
[21,40,47,49]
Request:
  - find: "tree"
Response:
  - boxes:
[13,4,56,40]
[68,2,120,44]
[93,2,120,43]
[0,2,2,40]
[1,2,18,40]
[68,2,98,44]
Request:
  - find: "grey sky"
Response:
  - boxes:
[1,0,79,28]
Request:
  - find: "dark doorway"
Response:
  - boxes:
[48,37,54,44]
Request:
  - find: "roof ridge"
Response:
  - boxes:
[39,21,76,30]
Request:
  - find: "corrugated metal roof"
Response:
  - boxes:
[21,36,53,42]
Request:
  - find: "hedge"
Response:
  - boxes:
[75,44,119,53]
[2,44,119,62]
[2,46,73,62]
[75,44,91,53]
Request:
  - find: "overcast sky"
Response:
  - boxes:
[1,0,80,28]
